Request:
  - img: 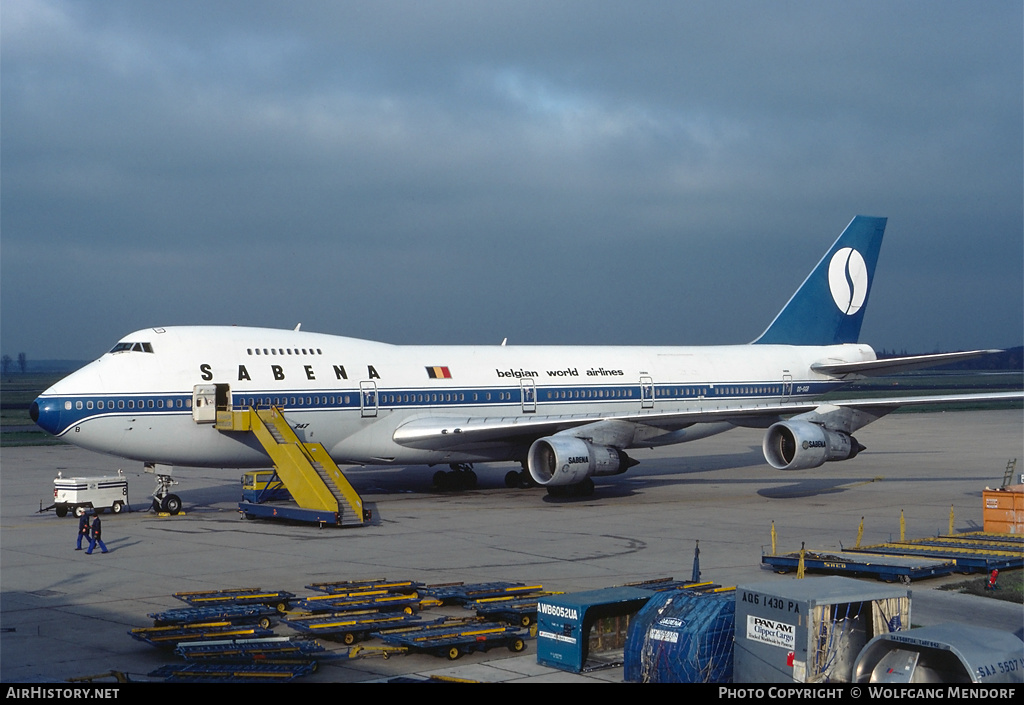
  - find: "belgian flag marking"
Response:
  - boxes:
[426,366,452,379]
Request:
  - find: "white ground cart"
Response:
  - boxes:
[52,470,129,517]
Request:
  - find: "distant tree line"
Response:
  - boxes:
[1,353,27,376]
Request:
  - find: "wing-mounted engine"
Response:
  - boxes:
[527,436,634,487]
[762,419,864,470]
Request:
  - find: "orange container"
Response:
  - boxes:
[983,485,1024,533]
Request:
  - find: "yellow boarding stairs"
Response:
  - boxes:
[215,406,367,526]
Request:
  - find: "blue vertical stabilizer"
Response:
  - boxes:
[753,215,887,345]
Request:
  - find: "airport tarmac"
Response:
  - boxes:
[1,408,1022,683]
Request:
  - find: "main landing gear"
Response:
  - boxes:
[432,463,478,491]
[504,463,534,489]
[543,477,595,498]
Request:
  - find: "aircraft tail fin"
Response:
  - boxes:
[753,215,887,346]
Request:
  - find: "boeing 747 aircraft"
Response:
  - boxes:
[31,216,1020,500]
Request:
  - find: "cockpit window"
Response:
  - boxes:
[110,342,154,353]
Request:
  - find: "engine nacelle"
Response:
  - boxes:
[527,436,631,486]
[762,420,863,470]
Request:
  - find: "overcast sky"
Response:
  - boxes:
[2,1,1021,361]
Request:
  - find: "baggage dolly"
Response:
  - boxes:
[149,604,278,629]
[372,618,529,661]
[129,621,275,649]
[283,610,435,645]
[172,587,295,612]
[421,581,544,605]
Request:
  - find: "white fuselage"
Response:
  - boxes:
[32,326,874,469]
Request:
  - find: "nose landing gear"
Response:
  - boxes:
[146,463,182,515]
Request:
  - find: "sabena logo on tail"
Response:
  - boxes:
[828,247,869,316]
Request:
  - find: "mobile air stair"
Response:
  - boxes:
[207,398,367,527]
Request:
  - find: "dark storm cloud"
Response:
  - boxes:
[2,0,1021,359]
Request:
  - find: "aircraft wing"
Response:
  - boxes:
[810,349,1002,377]
[392,391,1023,452]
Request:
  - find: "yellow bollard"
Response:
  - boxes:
[771,521,777,556]
[900,509,905,542]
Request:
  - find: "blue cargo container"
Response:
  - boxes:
[536,587,653,673]
[624,590,736,683]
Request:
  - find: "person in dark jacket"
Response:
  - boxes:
[85,514,108,554]
[75,512,90,550]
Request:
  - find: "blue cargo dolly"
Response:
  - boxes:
[305,578,422,595]
[420,581,545,604]
[293,591,436,614]
[172,587,295,612]
[175,636,328,662]
[464,592,562,627]
[371,618,529,661]
[624,577,725,593]
[845,532,1024,574]
[761,550,959,584]
[283,610,433,645]
[763,531,1024,583]
[129,622,276,648]
[148,662,316,682]
[149,604,278,628]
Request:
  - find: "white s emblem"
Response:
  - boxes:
[828,247,868,315]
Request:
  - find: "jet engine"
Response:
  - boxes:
[527,436,632,486]
[762,420,864,470]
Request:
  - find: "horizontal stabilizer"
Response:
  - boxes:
[811,349,1003,377]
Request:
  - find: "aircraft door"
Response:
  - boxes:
[640,376,654,409]
[520,378,536,413]
[360,381,378,418]
[781,372,793,403]
[193,383,231,423]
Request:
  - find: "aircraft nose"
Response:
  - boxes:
[31,397,63,436]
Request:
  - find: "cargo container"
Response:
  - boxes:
[983,485,1023,534]
[624,589,735,683]
[536,587,653,673]
[854,623,1024,683]
[734,576,910,683]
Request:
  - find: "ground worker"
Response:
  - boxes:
[85,514,108,554]
[75,511,90,550]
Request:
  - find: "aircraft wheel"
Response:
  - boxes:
[162,495,182,515]
[432,470,449,490]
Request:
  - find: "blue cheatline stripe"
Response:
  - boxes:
[39,379,842,435]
